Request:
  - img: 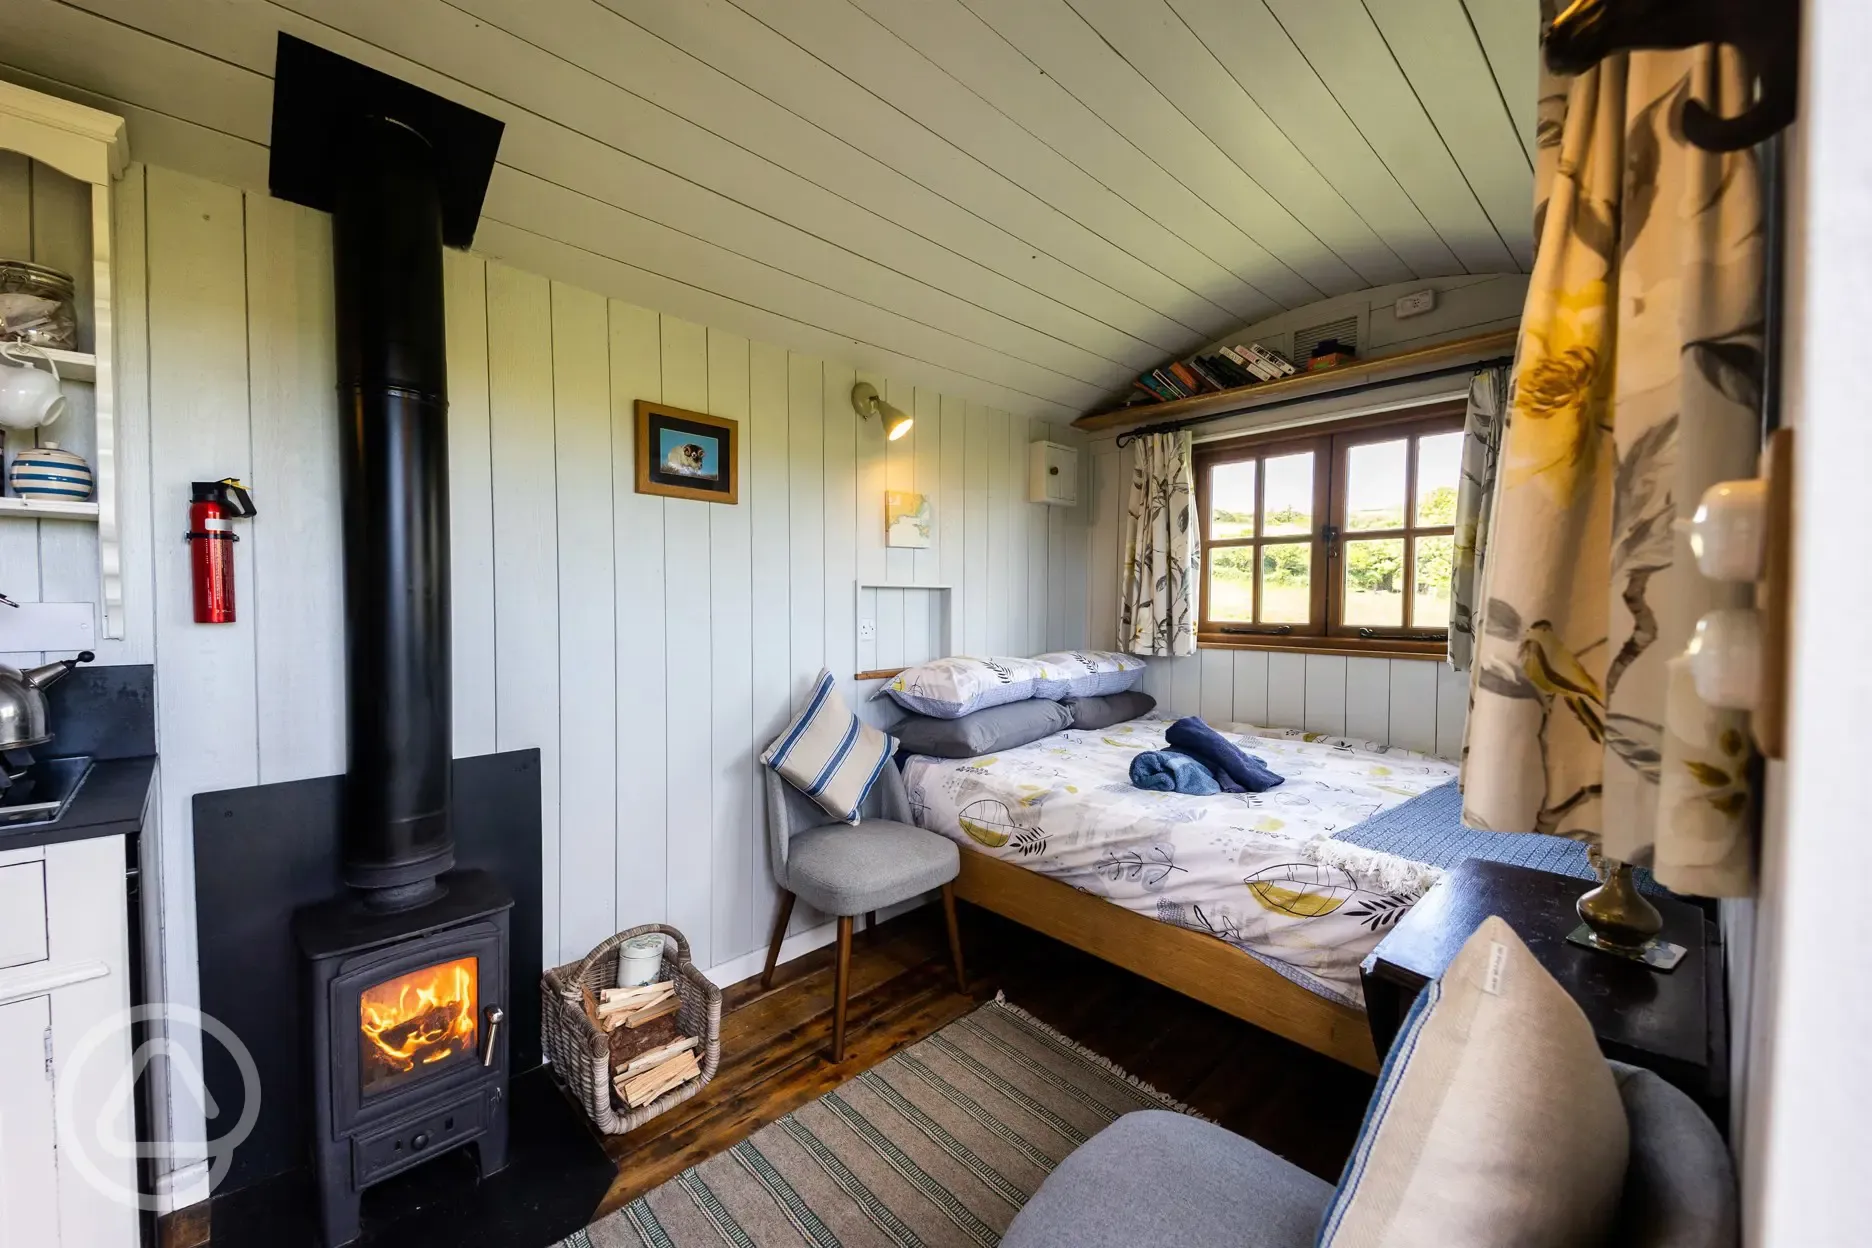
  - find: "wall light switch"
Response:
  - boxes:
[858,618,877,640]
[1394,289,1437,319]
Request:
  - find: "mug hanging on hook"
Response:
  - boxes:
[0,342,67,432]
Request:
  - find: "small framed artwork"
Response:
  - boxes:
[634,400,739,504]
[886,490,933,548]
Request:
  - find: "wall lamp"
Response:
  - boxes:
[851,381,913,441]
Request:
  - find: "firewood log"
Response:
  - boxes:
[600,986,677,1033]
[616,1034,698,1077]
[621,994,680,1029]
[598,981,673,1011]
[617,1050,700,1107]
[372,1001,460,1053]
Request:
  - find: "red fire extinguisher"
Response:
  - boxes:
[185,479,257,624]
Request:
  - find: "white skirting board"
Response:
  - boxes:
[698,892,933,1001]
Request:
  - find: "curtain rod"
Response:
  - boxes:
[1113,356,1514,448]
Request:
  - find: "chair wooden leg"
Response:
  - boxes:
[941,882,967,993]
[865,910,878,943]
[832,915,854,1062]
[760,891,795,990]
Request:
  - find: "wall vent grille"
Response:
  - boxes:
[1292,315,1359,363]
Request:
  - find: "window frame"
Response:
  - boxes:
[1193,401,1466,658]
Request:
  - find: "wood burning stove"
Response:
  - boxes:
[268,35,509,1248]
[295,871,511,1244]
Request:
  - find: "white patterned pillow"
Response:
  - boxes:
[880,655,1058,719]
[762,670,898,825]
[1031,650,1147,699]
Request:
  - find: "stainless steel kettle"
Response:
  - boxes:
[0,650,92,749]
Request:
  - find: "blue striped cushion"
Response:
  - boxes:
[762,669,898,825]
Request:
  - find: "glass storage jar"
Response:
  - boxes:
[0,261,77,351]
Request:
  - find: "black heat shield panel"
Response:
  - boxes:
[267,33,503,250]
[192,749,542,1193]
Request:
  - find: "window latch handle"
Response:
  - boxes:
[1220,624,1294,636]
[1357,628,1448,642]
[1321,524,1339,551]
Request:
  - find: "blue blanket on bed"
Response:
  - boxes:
[1129,750,1221,796]
[1334,780,1664,894]
[1164,716,1284,793]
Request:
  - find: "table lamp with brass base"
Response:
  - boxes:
[1566,859,1687,971]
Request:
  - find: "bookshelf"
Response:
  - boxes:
[1073,329,1518,434]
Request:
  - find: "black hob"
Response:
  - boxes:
[0,753,93,827]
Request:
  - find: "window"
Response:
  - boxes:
[1194,403,1464,655]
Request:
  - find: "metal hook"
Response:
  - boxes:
[1543,0,1798,153]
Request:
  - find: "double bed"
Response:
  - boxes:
[899,716,1461,1072]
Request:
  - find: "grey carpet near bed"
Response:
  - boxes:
[1334,780,1662,893]
[554,996,1193,1247]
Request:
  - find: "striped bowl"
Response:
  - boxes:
[10,442,93,501]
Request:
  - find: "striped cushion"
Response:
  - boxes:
[762,670,898,825]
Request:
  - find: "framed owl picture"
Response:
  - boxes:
[634,400,739,504]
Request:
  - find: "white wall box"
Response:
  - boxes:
[0,81,128,643]
[0,836,139,1247]
[1029,440,1078,506]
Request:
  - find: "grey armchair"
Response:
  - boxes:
[1003,1063,1736,1248]
[760,760,965,1060]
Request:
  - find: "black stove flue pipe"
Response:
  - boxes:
[332,116,454,904]
[269,35,504,909]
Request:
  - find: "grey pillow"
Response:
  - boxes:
[893,698,1072,759]
[1067,691,1157,730]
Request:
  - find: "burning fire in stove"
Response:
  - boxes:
[358,956,479,1089]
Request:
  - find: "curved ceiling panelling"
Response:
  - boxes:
[0,0,1534,417]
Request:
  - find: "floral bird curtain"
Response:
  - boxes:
[1119,431,1199,657]
[1460,49,1761,895]
[1448,364,1510,673]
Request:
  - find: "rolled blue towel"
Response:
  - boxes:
[1164,716,1284,793]
[1129,750,1221,796]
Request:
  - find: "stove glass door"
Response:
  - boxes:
[356,954,479,1094]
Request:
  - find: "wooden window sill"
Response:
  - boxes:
[1196,634,1448,661]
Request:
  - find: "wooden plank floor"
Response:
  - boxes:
[592,902,1376,1218]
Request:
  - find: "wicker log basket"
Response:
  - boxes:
[542,924,722,1134]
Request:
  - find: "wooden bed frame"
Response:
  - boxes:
[953,847,1380,1074]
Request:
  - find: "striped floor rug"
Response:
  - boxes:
[555,994,1196,1247]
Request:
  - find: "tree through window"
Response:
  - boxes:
[1193,401,1463,655]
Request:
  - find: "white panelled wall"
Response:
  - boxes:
[114,164,1088,1196]
[1138,649,1470,760]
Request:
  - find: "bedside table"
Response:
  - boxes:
[1360,859,1726,1112]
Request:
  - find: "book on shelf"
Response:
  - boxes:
[1246,343,1298,377]
[1127,341,1299,406]
[1167,360,1208,394]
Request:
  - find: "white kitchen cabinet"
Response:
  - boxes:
[0,835,139,1247]
[0,994,59,1247]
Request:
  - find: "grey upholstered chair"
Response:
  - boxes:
[760,760,965,1061]
[1003,1063,1736,1248]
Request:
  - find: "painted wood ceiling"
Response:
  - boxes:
[2,0,1537,419]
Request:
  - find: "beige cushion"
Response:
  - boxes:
[1319,915,1629,1247]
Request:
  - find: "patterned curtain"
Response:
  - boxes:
[1119,432,1199,657]
[1460,48,1761,895]
[1447,364,1510,673]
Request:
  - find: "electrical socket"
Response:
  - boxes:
[858,618,877,640]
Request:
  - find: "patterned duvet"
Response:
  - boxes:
[901,717,1458,1007]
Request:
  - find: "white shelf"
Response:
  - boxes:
[0,496,98,520]
[37,348,96,384]
[2,347,98,384]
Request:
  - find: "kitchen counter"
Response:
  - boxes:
[0,755,154,851]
